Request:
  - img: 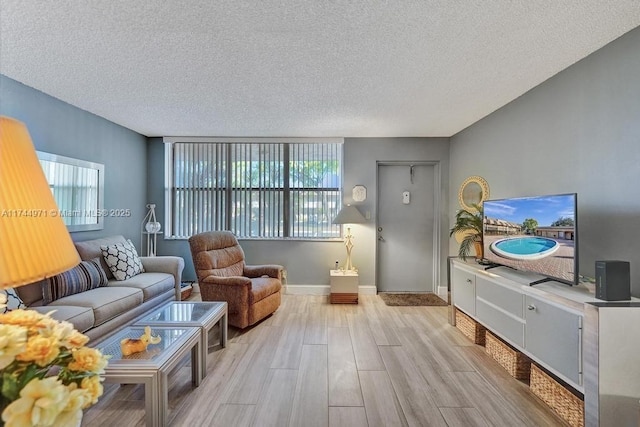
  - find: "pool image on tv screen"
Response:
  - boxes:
[482,193,577,285]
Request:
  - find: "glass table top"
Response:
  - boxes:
[97,326,193,362]
[140,301,226,323]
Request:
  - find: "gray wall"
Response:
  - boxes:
[449,27,640,295]
[0,75,148,245]
[148,137,450,288]
[344,138,450,290]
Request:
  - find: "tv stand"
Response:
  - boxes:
[451,259,585,391]
[449,258,640,426]
[483,263,509,271]
[529,277,554,286]
[476,259,503,270]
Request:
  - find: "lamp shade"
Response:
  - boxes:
[332,204,366,225]
[0,116,80,289]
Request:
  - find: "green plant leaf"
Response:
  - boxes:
[450,203,484,259]
[1,372,20,402]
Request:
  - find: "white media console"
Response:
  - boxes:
[449,258,640,426]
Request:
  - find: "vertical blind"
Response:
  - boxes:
[39,159,99,226]
[167,141,342,239]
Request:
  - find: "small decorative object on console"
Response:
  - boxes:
[120,326,162,356]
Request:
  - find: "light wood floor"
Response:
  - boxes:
[82,294,566,426]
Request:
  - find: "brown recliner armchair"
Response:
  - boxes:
[188,231,283,329]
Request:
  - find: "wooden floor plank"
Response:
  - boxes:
[251,369,298,426]
[370,295,411,329]
[439,407,490,427]
[304,300,329,344]
[327,301,350,327]
[397,325,474,373]
[405,310,472,348]
[456,345,565,426]
[225,326,283,404]
[328,327,364,407]
[362,299,401,346]
[210,404,255,427]
[82,396,144,427]
[393,328,471,408]
[83,293,566,427]
[329,406,369,427]
[446,370,535,427]
[347,313,385,371]
[289,344,329,427]
[378,346,448,427]
[270,312,306,369]
[359,370,408,427]
[169,342,251,426]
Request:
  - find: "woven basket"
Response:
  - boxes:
[180,285,193,300]
[530,364,584,427]
[455,310,486,345]
[485,331,531,380]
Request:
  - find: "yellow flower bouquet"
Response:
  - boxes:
[0,294,109,427]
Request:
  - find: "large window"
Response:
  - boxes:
[165,138,343,239]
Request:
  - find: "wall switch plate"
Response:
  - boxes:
[402,191,410,204]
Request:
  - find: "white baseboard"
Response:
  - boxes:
[359,285,377,295]
[285,284,378,296]
[437,285,448,299]
[285,285,330,295]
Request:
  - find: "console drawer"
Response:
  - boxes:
[476,297,525,348]
[452,265,476,316]
[476,275,523,318]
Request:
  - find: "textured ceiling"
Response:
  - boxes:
[1,1,639,138]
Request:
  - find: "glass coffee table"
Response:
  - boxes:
[94,325,202,427]
[134,301,228,376]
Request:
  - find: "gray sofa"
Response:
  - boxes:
[16,235,184,342]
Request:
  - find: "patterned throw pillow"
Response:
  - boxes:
[1,288,28,313]
[100,239,145,281]
[42,258,109,305]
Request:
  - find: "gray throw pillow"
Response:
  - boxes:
[100,239,145,281]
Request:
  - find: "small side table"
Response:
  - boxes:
[134,301,228,377]
[330,269,359,304]
[94,326,202,427]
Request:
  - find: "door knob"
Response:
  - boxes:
[527,304,536,311]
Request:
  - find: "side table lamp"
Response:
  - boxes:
[0,117,110,427]
[332,204,366,271]
[0,116,81,288]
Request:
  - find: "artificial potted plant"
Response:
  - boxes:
[449,203,484,260]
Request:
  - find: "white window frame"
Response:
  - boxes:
[163,137,344,240]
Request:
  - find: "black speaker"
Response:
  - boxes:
[595,260,630,301]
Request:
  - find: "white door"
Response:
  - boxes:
[377,163,436,292]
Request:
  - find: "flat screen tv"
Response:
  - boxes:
[482,193,578,286]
